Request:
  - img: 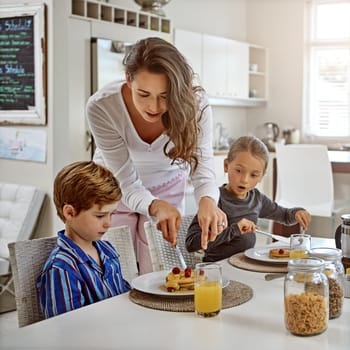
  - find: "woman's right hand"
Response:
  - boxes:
[149,199,181,247]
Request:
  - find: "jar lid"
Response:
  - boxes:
[341,214,350,225]
[288,257,325,271]
[309,247,342,261]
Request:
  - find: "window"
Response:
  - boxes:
[305,0,350,141]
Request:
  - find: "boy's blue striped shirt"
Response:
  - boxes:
[37,230,131,318]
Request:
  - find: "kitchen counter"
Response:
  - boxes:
[213,150,229,156]
[328,150,350,173]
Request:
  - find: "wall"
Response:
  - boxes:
[246,0,305,138]
[0,0,55,236]
[0,0,250,237]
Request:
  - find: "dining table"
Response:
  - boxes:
[1,237,349,350]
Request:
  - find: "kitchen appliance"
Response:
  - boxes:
[262,122,280,151]
[335,214,350,258]
[283,128,300,144]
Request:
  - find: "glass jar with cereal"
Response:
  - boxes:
[284,258,329,336]
[309,247,344,319]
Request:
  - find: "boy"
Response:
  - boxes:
[185,136,311,262]
[37,161,131,318]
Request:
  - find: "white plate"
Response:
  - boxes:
[131,270,229,297]
[244,246,290,263]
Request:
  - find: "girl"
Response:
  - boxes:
[186,136,311,262]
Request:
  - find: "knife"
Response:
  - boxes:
[174,245,187,269]
[256,230,290,245]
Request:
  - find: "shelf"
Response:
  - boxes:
[208,96,267,107]
[70,0,171,34]
[249,71,265,76]
[249,45,268,100]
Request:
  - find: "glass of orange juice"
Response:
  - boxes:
[290,233,311,259]
[194,263,222,317]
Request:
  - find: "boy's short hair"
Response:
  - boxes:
[54,161,121,222]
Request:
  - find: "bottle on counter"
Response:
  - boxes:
[284,258,329,336]
[309,248,344,319]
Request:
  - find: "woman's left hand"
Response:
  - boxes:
[197,196,227,250]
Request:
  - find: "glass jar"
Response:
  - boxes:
[309,248,345,319]
[284,258,329,336]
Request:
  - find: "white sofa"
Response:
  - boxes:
[0,183,46,313]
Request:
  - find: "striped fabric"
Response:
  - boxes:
[37,231,131,318]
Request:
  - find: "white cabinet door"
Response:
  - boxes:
[174,29,267,106]
[202,34,227,96]
[227,40,249,99]
[174,29,202,84]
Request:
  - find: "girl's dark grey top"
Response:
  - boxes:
[185,185,303,262]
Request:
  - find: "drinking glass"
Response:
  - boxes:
[194,263,222,318]
[290,233,311,259]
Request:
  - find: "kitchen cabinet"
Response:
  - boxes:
[174,28,267,107]
[173,29,202,86]
[202,34,228,97]
[202,34,249,99]
[227,39,249,99]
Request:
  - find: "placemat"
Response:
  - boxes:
[128,280,253,312]
[228,252,288,273]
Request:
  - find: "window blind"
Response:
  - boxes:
[306,1,350,139]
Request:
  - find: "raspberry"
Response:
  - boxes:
[184,267,192,277]
[167,287,175,292]
[278,249,285,254]
[172,267,180,274]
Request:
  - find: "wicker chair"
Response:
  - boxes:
[8,225,137,327]
[8,237,57,327]
[144,215,202,271]
[103,225,138,283]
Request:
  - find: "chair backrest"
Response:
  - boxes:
[0,182,46,272]
[8,237,57,327]
[144,215,201,271]
[8,226,137,327]
[275,144,334,217]
[103,225,138,282]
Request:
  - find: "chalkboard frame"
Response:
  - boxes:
[0,4,46,125]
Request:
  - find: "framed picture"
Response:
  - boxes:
[0,4,46,125]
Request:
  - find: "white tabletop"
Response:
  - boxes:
[1,238,349,350]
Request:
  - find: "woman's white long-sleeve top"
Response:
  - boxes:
[86,80,219,216]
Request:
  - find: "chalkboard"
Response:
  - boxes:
[0,15,35,110]
[0,4,46,125]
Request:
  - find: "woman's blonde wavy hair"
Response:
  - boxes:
[123,37,207,174]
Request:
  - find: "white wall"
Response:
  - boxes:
[246,0,305,138]
[0,0,250,237]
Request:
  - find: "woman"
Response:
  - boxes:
[87,37,227,274]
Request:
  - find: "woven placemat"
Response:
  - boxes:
[128,280,253,312]
[228,252,288,273]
